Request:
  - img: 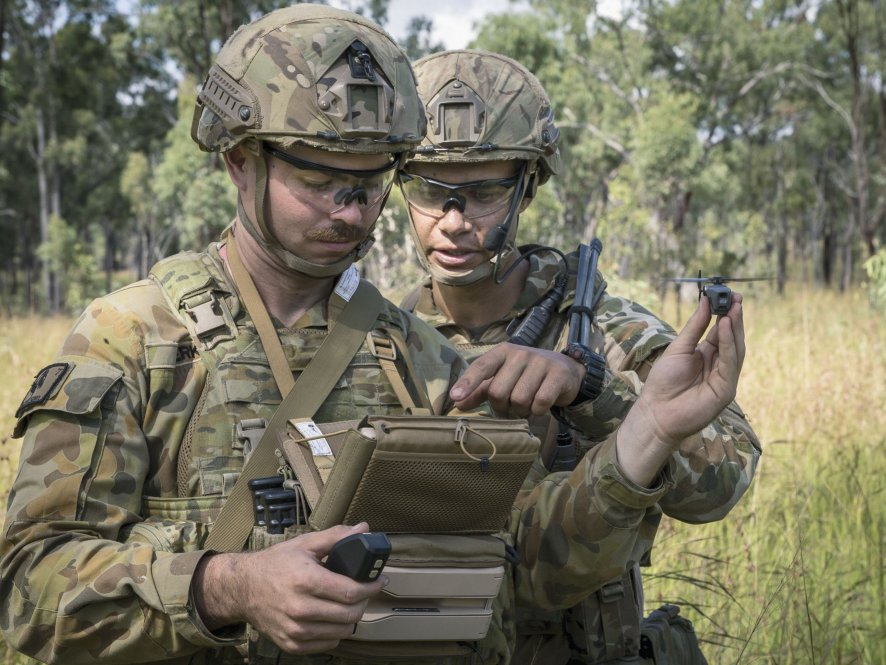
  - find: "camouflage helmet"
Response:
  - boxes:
[191,4,425,155]
[410,49,560,188]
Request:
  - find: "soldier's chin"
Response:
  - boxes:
[311,239,360,259]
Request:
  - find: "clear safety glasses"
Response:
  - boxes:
[264,142,399,216]
[397,171,520,220]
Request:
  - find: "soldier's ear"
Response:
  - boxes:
[223,147,251,193]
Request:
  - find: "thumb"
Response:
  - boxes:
[299,522,369,559]
[667,297,713,355]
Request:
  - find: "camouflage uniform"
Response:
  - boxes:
[1,243,681,665]
[405,246,762,662]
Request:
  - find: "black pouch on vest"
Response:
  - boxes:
[639,604,709,665]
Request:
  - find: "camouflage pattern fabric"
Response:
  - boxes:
[407,246,762,663]
[411,50,560,184]
[192,4,424,155]
[0,243,676,665]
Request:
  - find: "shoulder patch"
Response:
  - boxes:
[16,362,74,418]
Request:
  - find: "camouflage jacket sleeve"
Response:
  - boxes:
[0,286,240,663]
[561,291,762,523]
[509,433,674,610]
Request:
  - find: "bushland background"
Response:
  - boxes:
[1,0,884,663]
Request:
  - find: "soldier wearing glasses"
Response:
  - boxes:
[397,50,762,665]
[0,10,593,665]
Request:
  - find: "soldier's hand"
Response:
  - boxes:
[449,343,584,417]
[192,522,386,654]
[616,294,745,486]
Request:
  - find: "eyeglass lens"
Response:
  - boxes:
[399,173,517,220]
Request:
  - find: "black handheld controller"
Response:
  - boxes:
[324,532,392,582]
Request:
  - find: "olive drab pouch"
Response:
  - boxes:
[307,415,540,533]
[273,414,540,658]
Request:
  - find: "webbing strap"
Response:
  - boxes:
[379,327,434,411]
[367,331,416,411]
[594,569,642,659]
[205,239,385,552]
[226,237,295,394]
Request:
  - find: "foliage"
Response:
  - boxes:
[862,248,886,315]
[152,79,236,254]
[400,15,445,61]
[35,215,103,312]
[0,0,884,313]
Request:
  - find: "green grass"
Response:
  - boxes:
[0,288,883,664]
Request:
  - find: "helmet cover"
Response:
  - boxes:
[411,49,560,185]
[192,4,426,155]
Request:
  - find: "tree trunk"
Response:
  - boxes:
[35,108,51,312]
[841,207,856,292]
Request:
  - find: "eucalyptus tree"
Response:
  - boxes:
[1,0,174,312]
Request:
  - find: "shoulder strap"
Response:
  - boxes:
[368,326,433,413]
[205,242,386,552]
[399,284,423,313]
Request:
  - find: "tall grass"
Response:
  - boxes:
[0,289,883,664]
[645,288,885,664]
[0,316,72,665]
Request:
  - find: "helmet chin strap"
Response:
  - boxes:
[237,147,375,279]
[407,165,527,287]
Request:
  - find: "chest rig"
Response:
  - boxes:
[147,250,534,665]
[149,249,417,501]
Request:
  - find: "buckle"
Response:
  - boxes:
[599,579,625,603]
[236,418,267,460]
[184,293,228,338]
[366,331,397,361]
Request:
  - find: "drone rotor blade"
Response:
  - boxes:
[722,276,774,283]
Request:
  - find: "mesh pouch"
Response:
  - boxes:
[308,414,540,533]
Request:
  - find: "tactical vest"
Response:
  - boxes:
[401,254,647,665]
[133,250,530,665]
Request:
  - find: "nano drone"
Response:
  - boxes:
[664,271,771,315]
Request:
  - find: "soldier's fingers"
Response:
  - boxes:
[452,376,495,412]
[295,523,369,559]
[715,310,740,386]
[729,294,746,369]
[493,363,547,417]
[449,344,508,402]
[309,568,386,605]
[276,638,343,656]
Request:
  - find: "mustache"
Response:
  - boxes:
[306,222,368,243]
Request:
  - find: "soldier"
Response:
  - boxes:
[0,9,595,665]
[0,11,750,665]
[397,49,762,664]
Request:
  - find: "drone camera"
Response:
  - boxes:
[705,284,733,316]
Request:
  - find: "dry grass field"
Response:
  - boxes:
[0,288,883,664]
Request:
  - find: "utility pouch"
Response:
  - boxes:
[274,414,539,656]
[639,604,708,665]
[307,414,540,533]
[354,533,506,642]
[564,569,644,662]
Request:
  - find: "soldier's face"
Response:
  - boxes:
[263,144,395,265]
[402,160,521,273]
